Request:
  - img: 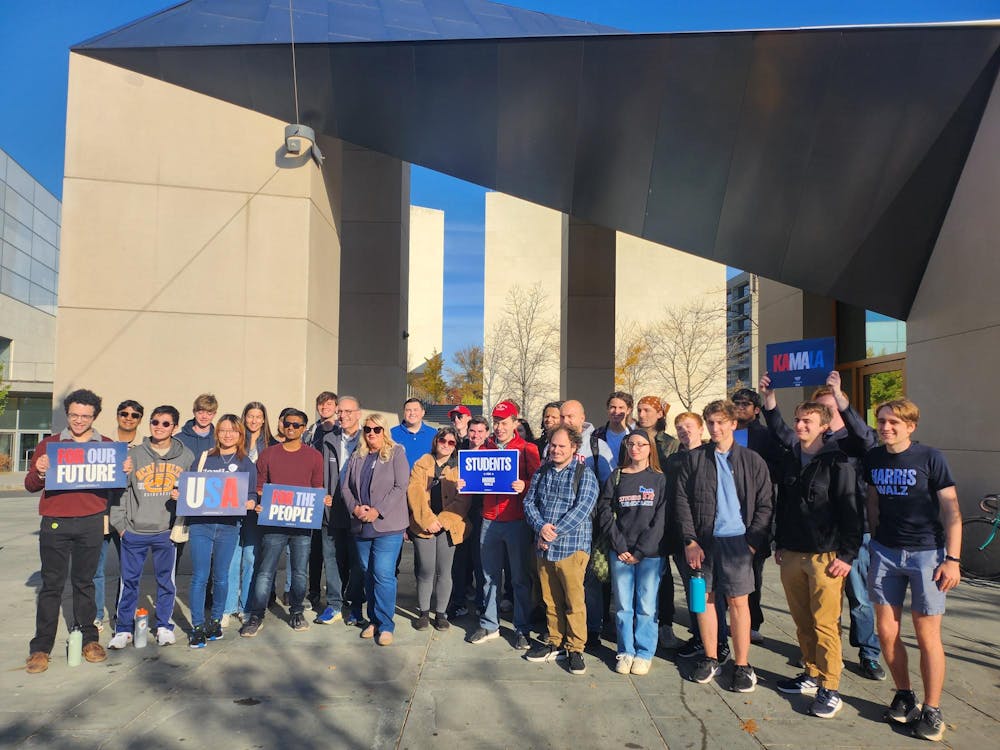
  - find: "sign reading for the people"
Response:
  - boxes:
[765,336,836,389]
[458,449,520,494]
[45,442,128,490]
[176,472,249,516]
[258,483,324,529]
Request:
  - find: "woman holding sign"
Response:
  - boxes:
[407,426,470,631]
[342,414,410,646]
[186,415,257,648]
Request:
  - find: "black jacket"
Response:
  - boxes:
[595,468,668,561]
[773,442,862,563]
[673,442,773,553]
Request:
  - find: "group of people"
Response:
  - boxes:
[23,379,962,742]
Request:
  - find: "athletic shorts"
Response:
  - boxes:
[868,540,947,616]
[701,535,755,599]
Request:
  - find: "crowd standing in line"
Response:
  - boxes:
[22,380,962,742]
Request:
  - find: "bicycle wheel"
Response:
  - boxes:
[960,518,1000,580]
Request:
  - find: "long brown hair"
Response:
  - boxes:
[208,414,248,460]
[242,401,275,448]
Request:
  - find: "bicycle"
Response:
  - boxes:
[960,494,1000,580]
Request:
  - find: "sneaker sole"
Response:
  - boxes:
[731,679,757,693]
[240,624,263,638]
[468,632,500,645]
[189,643,206,649]
[525,650,564,663]
[777,685,819,696]
[692,666,721,684]
[886,705,922,724]
[570,668,586,675]
[913,724,944,741]
[811,702,843,719]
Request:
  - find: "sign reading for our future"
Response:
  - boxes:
[45,442,128,490]
[458,449,520,494]
[258,484,324,529]
[176,472,250,516]
[765,336,836,389]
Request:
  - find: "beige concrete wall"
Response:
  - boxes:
[0,294,55,392]
[907,71,1000,512]
[57,54,341,437]
[407,205,444,371]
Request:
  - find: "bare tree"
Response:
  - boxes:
[650,300,728,411]
[614,318,657,398]
[482,320,509,415]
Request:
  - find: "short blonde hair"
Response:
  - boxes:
[357,413,397,462]
[875,398,919,425]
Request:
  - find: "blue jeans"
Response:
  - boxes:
[225,517,259,615]
[188,522,240,626]
[249,530,311,618]
[93,532,121,621]
[479,518,533,634]
[611,555,665,660]
[845,533,881,661]
[355,533,405,633]
[318,525,346,613]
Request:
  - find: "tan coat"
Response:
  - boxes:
[407,454,470,542]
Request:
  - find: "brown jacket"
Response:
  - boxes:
[407,453,470,542]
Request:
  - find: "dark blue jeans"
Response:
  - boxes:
[188,521,239,626]
[355,533,405,633]
[320,525,364,617]
[249,529,311,618]
[845,534,881,661]
[93,531,122,621]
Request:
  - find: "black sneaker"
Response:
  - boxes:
[809,687,843,719]
[691,657,720,684]
[730,664,757,693]
[885,690,921,724]
[524,643,563,662]
[861,658,887,681]
[466,627,500,645]
[513,632,531,650]
[913,706,944,742]
[433,613,450,631]
[413,612,430,631]
[188,626,206,649]
[205,619,223,641]
[240,615,264,638]
[677,637,705,659]
[289,613,310,631]
[776,673,819,695]
[717,641,731,664]
[567,651,586,675]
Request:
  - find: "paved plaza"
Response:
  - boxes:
[0,492,997,749]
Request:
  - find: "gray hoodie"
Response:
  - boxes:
[111,437,194,535]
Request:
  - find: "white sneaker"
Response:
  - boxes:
[94,618,105,633]
[107,632,132,649]
[631,658,651,676]
[156,627,176,646]
[220,614,230,629]
[659,625,681,650]
[615,654,634,674]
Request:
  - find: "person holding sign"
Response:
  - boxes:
[341,414,410,646]
[407,426,470,631]
[23,389,129,674]
[186,415,257,649]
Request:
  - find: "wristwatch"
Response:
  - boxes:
[944,554,961,563]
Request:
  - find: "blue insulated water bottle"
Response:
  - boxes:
[689,571,706,614]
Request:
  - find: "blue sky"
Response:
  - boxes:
[2,1,998,363]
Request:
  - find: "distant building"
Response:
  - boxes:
[407,206,445,373]
[726,272,758,393]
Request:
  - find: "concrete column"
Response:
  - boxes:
[338,144,410,415]
[561,217,616,421]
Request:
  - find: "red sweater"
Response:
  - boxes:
[25,433,114,518]
[481,434,541,522]
[255,443,324,494]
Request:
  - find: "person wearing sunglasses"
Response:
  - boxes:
[108,406,194,649]
[341,414,410,646]
[407,426,470,631]
[115,400,145,447]
[240,408,327,637]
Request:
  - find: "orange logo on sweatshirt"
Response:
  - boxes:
[135,462,186,493]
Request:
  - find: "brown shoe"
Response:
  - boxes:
[25,652,49,674]
[377,631,394,646]
[360,624,376,639]
[82,642,107,663]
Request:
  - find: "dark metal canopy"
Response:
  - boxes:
[75,1,1000,319]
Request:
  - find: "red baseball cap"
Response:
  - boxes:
[448,405,472,419]
[491,400,519,420]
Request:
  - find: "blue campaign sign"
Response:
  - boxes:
[258,483,324,529]
[458,449,520,494]
[176,472,249,516]
[45,442,128,490]
[734,429,748,448]
[765,336,836,389]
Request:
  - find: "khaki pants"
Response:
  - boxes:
[780,550,845,690]
[537,550,589,653]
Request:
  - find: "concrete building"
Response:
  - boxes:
[406,205,445,373]
[726,272,758,393]
[1,148,59,472]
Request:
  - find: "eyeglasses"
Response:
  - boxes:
[118,411,142,419]
[732,400,753,407]
[437,437,457,446]
[363,425,384,434]
[150,419,174,428]
[335,409,358,415]
[217,429,240,435]
[67,413,95,421]
[282,421,305,429]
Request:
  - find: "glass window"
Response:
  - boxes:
[31,234,58,270]
[3,241,31,277]
[33,189,59,223]
[0,267,30,303]
[29,284,56,314]
[0,432,13,473]
[2,213,32,252]
[4,185,34,227]
[32,210,58,248]
[0,397,18,429]
[19,397,52,431]
[865,311,906,357]
[30,258,56,291]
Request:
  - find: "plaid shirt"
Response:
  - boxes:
[523,459,599,562]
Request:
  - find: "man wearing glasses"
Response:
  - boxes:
[449,405,472,448]
[241,408,327,636]
[114,401,144,447]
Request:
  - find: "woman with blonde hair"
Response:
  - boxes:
[342,413,410,645]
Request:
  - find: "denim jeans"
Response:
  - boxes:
[225,517,259,615]
[188,522,240,626]
[318,525,346,613]
[611,556,665,659]
[355,533,405,633]
[116,530,177,633]
[93,531,122,621]
[845,533,881,661]
[479,518,533,634]
[249,529,311,618]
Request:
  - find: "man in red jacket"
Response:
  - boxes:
[24,389,130,673]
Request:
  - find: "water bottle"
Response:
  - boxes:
[135,608,149,648]
[67,625,83,666]
[689,571,706,614]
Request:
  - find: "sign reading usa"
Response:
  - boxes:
[765,336,836,389]
[45,442,128,490]
[176,472,249,516]
[458,449,520,494]
[258,484,324,529]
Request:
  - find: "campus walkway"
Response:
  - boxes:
[1,493,997,750]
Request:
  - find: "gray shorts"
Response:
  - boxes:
[702,535,755,598]
[868,540,947,616]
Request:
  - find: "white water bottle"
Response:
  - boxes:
[134,608,149,648]
[68,626,83,666]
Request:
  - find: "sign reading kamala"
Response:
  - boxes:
[458,450,520,494]
[176,472,249,516]
[45,442,128,490]
[765,336,836,389]
[258,484,324,529]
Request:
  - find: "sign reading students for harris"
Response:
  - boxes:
[45,442,128,490]
[176,472,249,517]
[258,484,324,529]
[458,449,520,494]
[765,336,836,389]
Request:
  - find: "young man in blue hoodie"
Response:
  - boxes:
[177,393,217,461]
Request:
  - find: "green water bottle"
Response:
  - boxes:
[68,625,83,667]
